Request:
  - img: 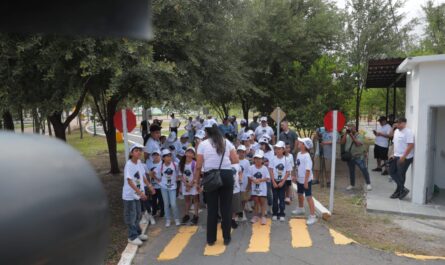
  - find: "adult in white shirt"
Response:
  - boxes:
[255,116,275,144]
[389,117,414,200]
[169,113,181,134]
[195,120,239,246]
[144,124,162,161]
[372,116,392,175]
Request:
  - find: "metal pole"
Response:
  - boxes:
[393,86,396,117]
[122,109,129,162]
[277,107,280,143]
[386,87,389,118]
[329,110,338,213]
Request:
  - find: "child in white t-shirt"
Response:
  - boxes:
[231,163,242,229]
[249,150,270,225]
[237,145,251,221]
[284,142,295,204]
[179,147,199,225]
[147,149,164,219]
[155,149,180,227]
[123,144,155,246]
[292,138,317,225]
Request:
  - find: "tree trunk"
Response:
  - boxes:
[49,112,67,141]
[19,107,24,133]
[78,111,83,139]
[33,108,40,134]
[2,110,15,131]
[47,118,53,136]
[241,99,249,124]
[105,99,120,174]
[66,109,71,135]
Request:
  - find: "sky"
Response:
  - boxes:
[333,0,445,36]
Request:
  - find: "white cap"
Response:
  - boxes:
[258,137,269,144]
[194,130,206,139]
[241,133,250,141]
[203,119,217,128]
[240,119,247,125]
[129,143,144,153]
[186,146,196,153]
[177,149,185,157]
[274,140,286,148]
[247,130,255,136]
[253,149,264,158]
[260,116,267,122]
[151,148,161,155]
[161,149,172,156]
[180,132,188,139]
[262,134,272,141]
[167,132,177,142]
[237,145,247,151]
[298,137,313,150]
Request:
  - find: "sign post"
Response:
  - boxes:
[114,108,137,162]
[329,110,338,213]
[270,107,286,143]
[122,109,129,162]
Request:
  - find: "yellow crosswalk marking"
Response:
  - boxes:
[203,224,232,256]
[289,219,312,248]
[396,252,445,261]
[246,219,271,253]
[329,229,356,245]
[157,226,198,261]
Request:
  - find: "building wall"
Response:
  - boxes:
[434,107,445,189]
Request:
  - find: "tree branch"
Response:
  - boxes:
[63,78,90,127]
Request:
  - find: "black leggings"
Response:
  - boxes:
[205,169,234,244]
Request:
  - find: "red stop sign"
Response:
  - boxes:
[323,110,346,132]
[114,109,137,133]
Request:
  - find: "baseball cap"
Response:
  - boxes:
[237,145,247,151]
[247,130,254,136]
[240,119,247,125]
[260,116,267,122]
[262,134,272,141]
[203,119,217,128]
[161,149,172,157]
[194,130,206,139]
[167,132,177,142]
[129,143,144,153]
[298,137,313,150]
[258,137,269,144]
[186,146,196,153]
[253,149,264,158]
[180,132,188,139]
[274,140,285,148]
[241,133,250,141]
[151,148,161,155]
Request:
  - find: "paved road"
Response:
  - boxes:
[132,205,441,265]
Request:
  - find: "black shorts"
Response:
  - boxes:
[374,145,389,160]
[297,181,312,197]
[285,180,292,186]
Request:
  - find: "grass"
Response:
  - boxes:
[67,131,125,157]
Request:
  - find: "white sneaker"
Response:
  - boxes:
[149,214,156,225]
[306,215,317,225]
[139,234,148,241]
[346,185,354,191]
[165,219,171,227]
[285,197,291,203]
[272,216,278,221]
[128,238,143,246]
[279,216,285,222]
[245,202,253,212]
[178,194,184,200]
[190,204,195,210]
[175,219,181,226]
[366,184,372,191]
[241,211,248,222]
[388,176,393,182]
[292,207,305,216]
[140,216,148,224]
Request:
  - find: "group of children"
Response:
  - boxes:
[122,121,317,246]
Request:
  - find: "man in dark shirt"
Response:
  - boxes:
[279,121,298,153]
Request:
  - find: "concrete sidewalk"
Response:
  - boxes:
[366,145,445,218]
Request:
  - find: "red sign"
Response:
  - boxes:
[323,110,346,132]
[114,109,137,133]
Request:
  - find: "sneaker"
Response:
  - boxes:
[175,219,181,226]
[272,216,278,221]
[261,217,267,225]
[231,219,238,229]
[139,234,148,241]
[165,219,171,227]
[292,207,305,216]
[190,204,195,210]
[285,197,291,205]
[241,211,248,222]
[178,194,184,200]
[140,216,149,224]
[346,185,354,191]
[388,176,393,182]
[128,238,143,246]
[399,188,410,200]
[149,214,156,225]
[390,190,400,199]
[182,215,190,224]
[306,215,317,225]
[279,216,285,222]
[191,215,199,225]
[381,170,389,175]
[372,167,382,172]
[251,216,259,223]
[366,184,372,191]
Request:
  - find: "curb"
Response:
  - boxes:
[117,221,149,265]
[291,183,331,220]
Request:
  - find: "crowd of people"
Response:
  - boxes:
[124,113,414,247]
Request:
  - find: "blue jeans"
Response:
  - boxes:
[160,188,179,220]
[123,200,142,240]
[390,157,413,192]
[272,185,286,217]
[347,157,371,186]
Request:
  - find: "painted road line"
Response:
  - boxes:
[396,252,445,261]
[203,224,232,256]
[289,219,312,248]
[246,218,271,253]
[157,226,199,261]
[329,229,356,245]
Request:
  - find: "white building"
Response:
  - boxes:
[397,54,445,204]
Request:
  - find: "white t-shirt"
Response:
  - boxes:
[231,163,242,194]
[239,159,251,192]
[197,139,235,172]
[146,160,161,189]
[170,118,180,128]
[155,162,178,190]
[296,152,313,183]
[269,155,292,181]
[123,160,146,200]
[144,137,160,157]
[375,124,392,148]
[180,161,197,196]
[393,128,414,159]
[249,165,270,196]
[263,150,275,164]
[286,153,295,169]
[255,125,274,140]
